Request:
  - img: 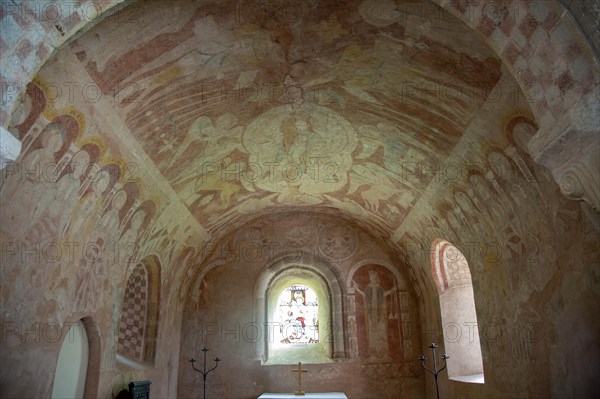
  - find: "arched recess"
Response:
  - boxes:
[346,260,417,362]
[116,255,161,368]
[431,239,485,383]
[51,317,101,399]
[255,253,346,364]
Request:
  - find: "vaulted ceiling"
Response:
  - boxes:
[44,0,506,243]
[9,0,597,301]
[2,2,599,397]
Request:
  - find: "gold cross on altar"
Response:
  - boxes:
[291,362,308,396]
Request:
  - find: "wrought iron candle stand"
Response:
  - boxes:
[189,347,220,399]
[419,342,449,399]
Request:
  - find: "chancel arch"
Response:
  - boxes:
[255,253,346,364]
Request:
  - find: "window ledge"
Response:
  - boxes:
[264,345,333,365]
[115,354,150,370]
[450,374,485,384]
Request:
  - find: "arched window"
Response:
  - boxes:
[51,317,101,398]
[432,240,485,383]
[255,254,346,365]
[117,257,160,367]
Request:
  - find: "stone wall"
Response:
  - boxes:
[178,212,423,399]
[0,1,598,398]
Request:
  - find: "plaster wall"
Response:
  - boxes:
[178,212,423,399]
[0,50,194,398]
[396,68,600,399]
[0,1,598,398]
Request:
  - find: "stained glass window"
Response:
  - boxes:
[277,284,319,344]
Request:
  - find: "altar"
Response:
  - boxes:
[258,393,347,399]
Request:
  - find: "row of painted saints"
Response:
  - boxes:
[11,124,149,242]
[394,115,586,367]
[0,116,154,312]
[411,117,582,300]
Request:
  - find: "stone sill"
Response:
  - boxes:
[263,344,334,365]
[115,354,150,370]
[450,374,485,384]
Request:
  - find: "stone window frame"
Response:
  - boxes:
[255,253,346,364]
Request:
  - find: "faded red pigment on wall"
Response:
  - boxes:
[0,1,598,398]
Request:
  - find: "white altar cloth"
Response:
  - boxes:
[259,393,347,399]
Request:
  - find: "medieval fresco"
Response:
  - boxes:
[1,0,599,398]
[351,265,402,362]
[1,77,203,396]
[59,0,503,238]
[396,108,598,393]
[177,212,422,398]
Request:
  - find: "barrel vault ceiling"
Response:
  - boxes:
[28,0,511,254]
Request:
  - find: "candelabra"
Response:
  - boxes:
[419,342,449,399]
[189,347,220,399]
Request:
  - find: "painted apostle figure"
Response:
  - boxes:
[353,271,394,361]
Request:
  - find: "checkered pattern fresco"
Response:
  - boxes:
[444,0,598,128]
[117,264,148,362]
[2,0,596,129]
